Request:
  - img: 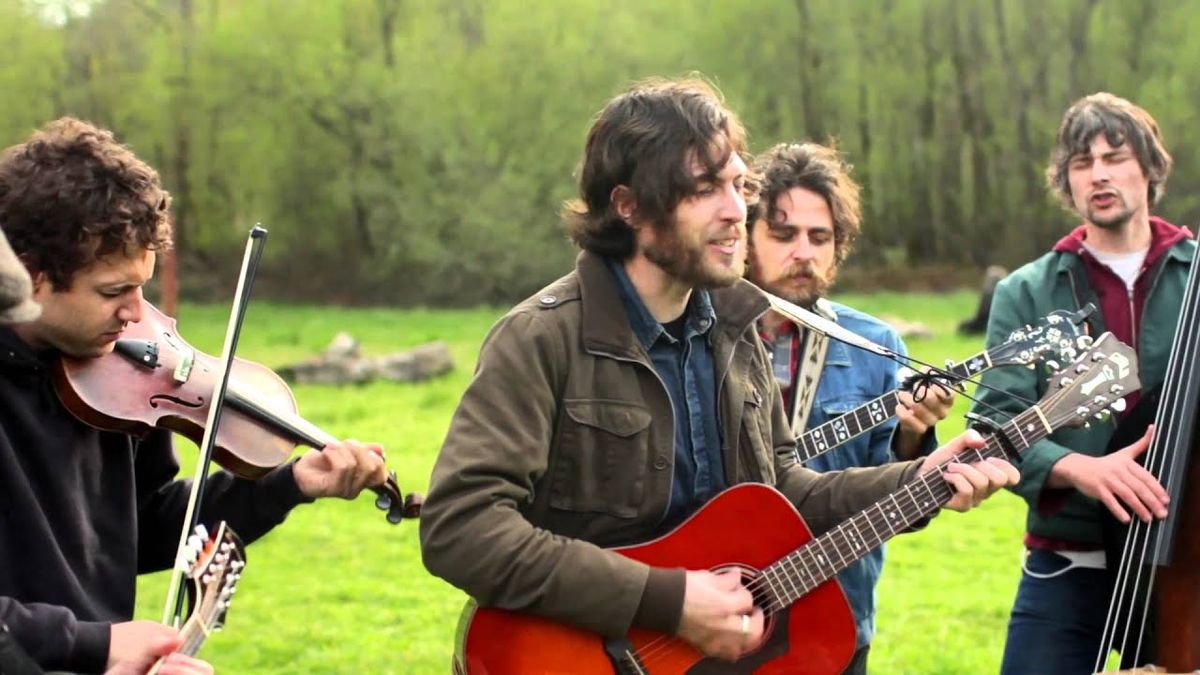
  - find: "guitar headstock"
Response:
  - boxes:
[183,521,246,637]
[985,304,1095,369]
[1036,332,1140,430]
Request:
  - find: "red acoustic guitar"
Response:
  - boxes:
[455,333,1138,674]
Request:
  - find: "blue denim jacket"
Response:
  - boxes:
[801,300,936,648]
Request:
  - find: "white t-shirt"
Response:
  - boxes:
[1082,243,1148,297]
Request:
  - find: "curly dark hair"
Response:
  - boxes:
[564,77,754,258]
[0,117,172,290]
[1047,93,1172,210]
[747,142,862,266]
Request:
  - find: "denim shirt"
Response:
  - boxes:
[787,300,936,648]
[608,261,726,532]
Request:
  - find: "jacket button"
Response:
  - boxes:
[539,295,557,305]
[652,456,669,470]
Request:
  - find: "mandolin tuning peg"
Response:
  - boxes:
[1077,335,1094,348]
[1045,360,1061,373]
[1110,398,1127,413]
[1094,410,1112,423]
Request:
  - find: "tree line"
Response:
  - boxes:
[3,0,1197,304]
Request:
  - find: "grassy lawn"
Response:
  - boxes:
[134,290,1029,673]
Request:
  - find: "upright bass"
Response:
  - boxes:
[1097,243,1200,672]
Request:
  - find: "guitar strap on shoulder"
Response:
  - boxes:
[789,299,835,435]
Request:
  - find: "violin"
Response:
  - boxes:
[51,299,422,523]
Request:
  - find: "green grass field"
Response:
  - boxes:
[133,290,1030,674]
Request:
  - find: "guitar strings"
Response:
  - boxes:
[631,387,1092,669]
[632,337,1113,669]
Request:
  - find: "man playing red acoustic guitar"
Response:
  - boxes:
[0,118,391,674]
[419,78,1018,668]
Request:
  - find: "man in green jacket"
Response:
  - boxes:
[420,77,1017,665]
[973,93,1193,674]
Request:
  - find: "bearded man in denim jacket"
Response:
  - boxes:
[744,143,955,674]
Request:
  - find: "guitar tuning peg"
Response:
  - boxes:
[1110,398,1127,413]
[1045,360,1061,373]
[1058,377,1074,389]
[1094,410,1112,423]
[1077,335,1094,348]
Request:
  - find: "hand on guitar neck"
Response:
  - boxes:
[918,429,1021,511]
[104,621,213,675]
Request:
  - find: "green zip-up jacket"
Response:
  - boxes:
[972,218,1194,546]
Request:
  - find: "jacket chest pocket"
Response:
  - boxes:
[738,383,775,483]
[549,399,653,518]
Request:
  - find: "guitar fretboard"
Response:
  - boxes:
[765,404,1047,612]
[795,354,988,463]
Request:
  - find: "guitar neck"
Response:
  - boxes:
[795,354,986,464]
[768,404,1045,610]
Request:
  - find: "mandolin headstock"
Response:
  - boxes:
[1037,332,1140,430]
[182,521,246,644]
[984,304,1095,371]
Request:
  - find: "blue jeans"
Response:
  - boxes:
[1000,549,1134,675]
[842,644,869,675]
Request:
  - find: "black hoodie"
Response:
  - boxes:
[0,328,311,673]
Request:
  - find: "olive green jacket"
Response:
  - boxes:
[419,251,921,639]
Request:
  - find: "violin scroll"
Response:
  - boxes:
[374,470,423,523]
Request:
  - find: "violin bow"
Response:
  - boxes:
[161,226,268,627]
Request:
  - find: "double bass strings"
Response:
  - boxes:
[1096,244,1200,671]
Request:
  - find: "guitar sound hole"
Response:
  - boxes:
[710,563,775,651]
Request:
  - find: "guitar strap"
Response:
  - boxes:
[789,299,835,435]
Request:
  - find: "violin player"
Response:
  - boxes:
[0,118,390,674]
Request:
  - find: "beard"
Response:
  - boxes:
[751,258,836,309]
[1081,191,1138,231]
[643,222,744,289]
[1087,204,1135,230]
